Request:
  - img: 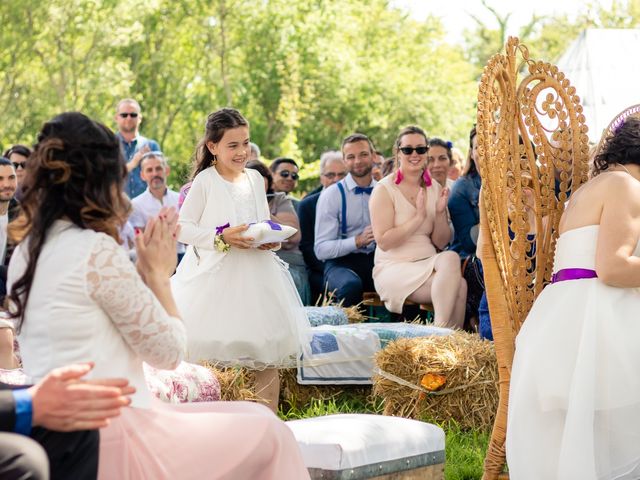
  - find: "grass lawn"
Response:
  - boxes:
[278,390,490,480]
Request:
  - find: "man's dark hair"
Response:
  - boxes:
[3,145,32,158]
[0,157,13,167]
[269,157,298,173]
[341,133,375,154]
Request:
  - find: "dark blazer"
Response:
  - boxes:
[4,197,21,267]
[0,382,101,479]
[0,383,22,432]
[297,191,323,274]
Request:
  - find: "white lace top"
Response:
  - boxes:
[11,220,186,408]
[223,173,258,225]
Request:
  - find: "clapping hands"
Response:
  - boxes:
[135,206,180,282]
[436,187,450,215]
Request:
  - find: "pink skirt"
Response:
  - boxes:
[98,399,310,480]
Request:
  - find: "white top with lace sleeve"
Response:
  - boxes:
[11,220,185,408]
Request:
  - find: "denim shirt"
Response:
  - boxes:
[448,172,481,259]
[117,133,161,199]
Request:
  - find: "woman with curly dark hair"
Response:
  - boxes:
[7,112,309,479]
[506,108,640,478]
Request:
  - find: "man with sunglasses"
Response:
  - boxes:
[270,157,300,208]
[314,134,377,306]
[3,145,31,201]
[114,98,161,199]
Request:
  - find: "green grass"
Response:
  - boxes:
[278,393,489,479]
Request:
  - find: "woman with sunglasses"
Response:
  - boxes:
[369,126,466,328]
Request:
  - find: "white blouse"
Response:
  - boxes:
[10,220,186,408]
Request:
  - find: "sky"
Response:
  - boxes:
[392,0,614,44]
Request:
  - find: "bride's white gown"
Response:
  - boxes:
[507,225,640,480]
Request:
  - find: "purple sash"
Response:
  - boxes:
[551,268,598,284]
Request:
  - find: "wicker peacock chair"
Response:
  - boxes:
[476,37,591,479]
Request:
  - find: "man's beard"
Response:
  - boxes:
[0,191,14,202]
[351,165,372,178]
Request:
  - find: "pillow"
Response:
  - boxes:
[242,220,297,246]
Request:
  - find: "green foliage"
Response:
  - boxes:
[2,0,638,193]
[0,0,477,190]
[442,421,490,480]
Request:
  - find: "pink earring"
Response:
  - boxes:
[394,169,404,185]
[422,169,432,187]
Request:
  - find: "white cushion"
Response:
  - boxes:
[287,414,445,470]
[242,221,297,246]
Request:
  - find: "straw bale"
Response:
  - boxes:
[372,331,498,430]
[202,364,372,409]
[201,363,259,402]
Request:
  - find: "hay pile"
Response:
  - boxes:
[373,331,498,430]
[202,364,372,410]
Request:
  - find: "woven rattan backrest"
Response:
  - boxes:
[477,37,590,336]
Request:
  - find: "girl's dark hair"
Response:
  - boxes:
[192,108,249,180]
[593,117,640,176]
[428,138,453,163]
[246,159,273,194]
[462,126,478,176]
[7,112,129,329]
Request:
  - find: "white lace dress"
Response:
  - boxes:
[11,220,310,480]
[172,168,310,368]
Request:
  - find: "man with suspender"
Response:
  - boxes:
[314,134,377,306]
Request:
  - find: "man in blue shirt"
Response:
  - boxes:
[0,363,134,479]
[114,98,161,199]
[314,134,377,306]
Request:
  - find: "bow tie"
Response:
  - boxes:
[354,186,373,195]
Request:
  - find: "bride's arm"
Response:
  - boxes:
[595,176,640,287]
[86,235,186,370]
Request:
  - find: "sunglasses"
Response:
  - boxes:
[118,112,139,118]
[12,162,27,170]
[322,172,347,180]
[399,146,428,155]
[278,170,299,180]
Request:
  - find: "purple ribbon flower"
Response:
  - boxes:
[215,222,230,235]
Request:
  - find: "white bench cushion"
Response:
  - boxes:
[287,414,445,474]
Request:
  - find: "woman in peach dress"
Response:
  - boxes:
[370,126,466,328]
[8,112,309,480]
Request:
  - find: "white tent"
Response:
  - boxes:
[556,28,640,142]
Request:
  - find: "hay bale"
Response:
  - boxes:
[202,363,372,410]
[373,332,498,430]
[201,363,259,402]
[279,368,372,409]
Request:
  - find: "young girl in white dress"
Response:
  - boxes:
[171,108,309,412]
[9,112,310,479]
[506,108,640,479]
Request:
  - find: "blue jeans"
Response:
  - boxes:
[323,252,375,307]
